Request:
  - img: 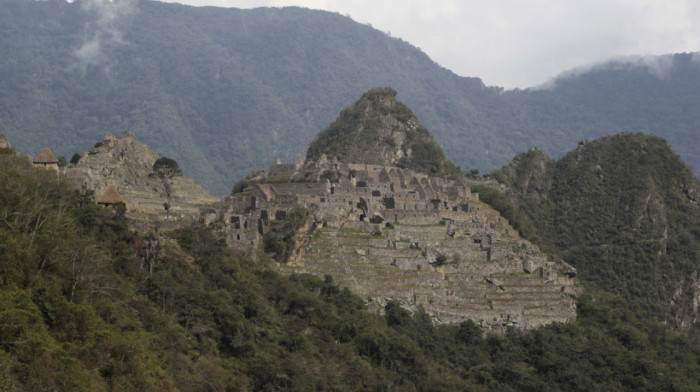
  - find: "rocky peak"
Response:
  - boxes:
[493,147,552,196]
[306,88,459,178]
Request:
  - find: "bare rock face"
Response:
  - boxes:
[213,157,578,331]
[65,132,218,228]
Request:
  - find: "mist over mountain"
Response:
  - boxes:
[1,0,699,196]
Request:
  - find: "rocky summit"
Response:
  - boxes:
[306,88,460,178]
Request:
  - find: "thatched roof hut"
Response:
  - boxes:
[33,147,58,164]
[97,186,127,207]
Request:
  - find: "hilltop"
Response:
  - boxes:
[64,132,218,229]
[307,88,460,178]
[492,133,700,328]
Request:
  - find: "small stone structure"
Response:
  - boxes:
[32,147,59,171]
[0,133,10,149]
[210,156,578,330]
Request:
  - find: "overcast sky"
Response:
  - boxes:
[156,0,700,89]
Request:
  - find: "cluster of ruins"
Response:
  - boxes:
[211,155,578,329]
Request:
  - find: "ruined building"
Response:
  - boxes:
[210,156,578,330]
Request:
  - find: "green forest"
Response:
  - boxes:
[3,137,700,391]
[488,134,700,328]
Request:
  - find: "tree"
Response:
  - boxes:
[152,157,182,179]
[70,153,82,165]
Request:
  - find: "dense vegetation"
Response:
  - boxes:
[491,133,700,328]
[3,135,700,391]
[2,0,699,195]
[306,88,461,178]
[263,207,309,262]
[471,184,539,243]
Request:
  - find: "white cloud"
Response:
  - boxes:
[158,0,700,89]
[75,0,136,71]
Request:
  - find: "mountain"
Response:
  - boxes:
[3,0,699,196]
[306,88,460,178]
[500,54,700,180]
[491,133,700,328]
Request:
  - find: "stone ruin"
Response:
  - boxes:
[209,156,578,330]
[0,132,10,150]
[63,131,219,230]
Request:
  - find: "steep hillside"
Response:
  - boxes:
[306,88,460,177]
[2,0,699,196]
[492,133,700,329]
[0,0,490,195]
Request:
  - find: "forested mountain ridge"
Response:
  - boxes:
[2,0,699,195]
[491,133,700,329]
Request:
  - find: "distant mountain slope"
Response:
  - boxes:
[1,0,699,195]
[492,133,700,328]
[500,54,700,178]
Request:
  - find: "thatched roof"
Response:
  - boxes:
[97,186,127,205]
[33,147,58,164]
